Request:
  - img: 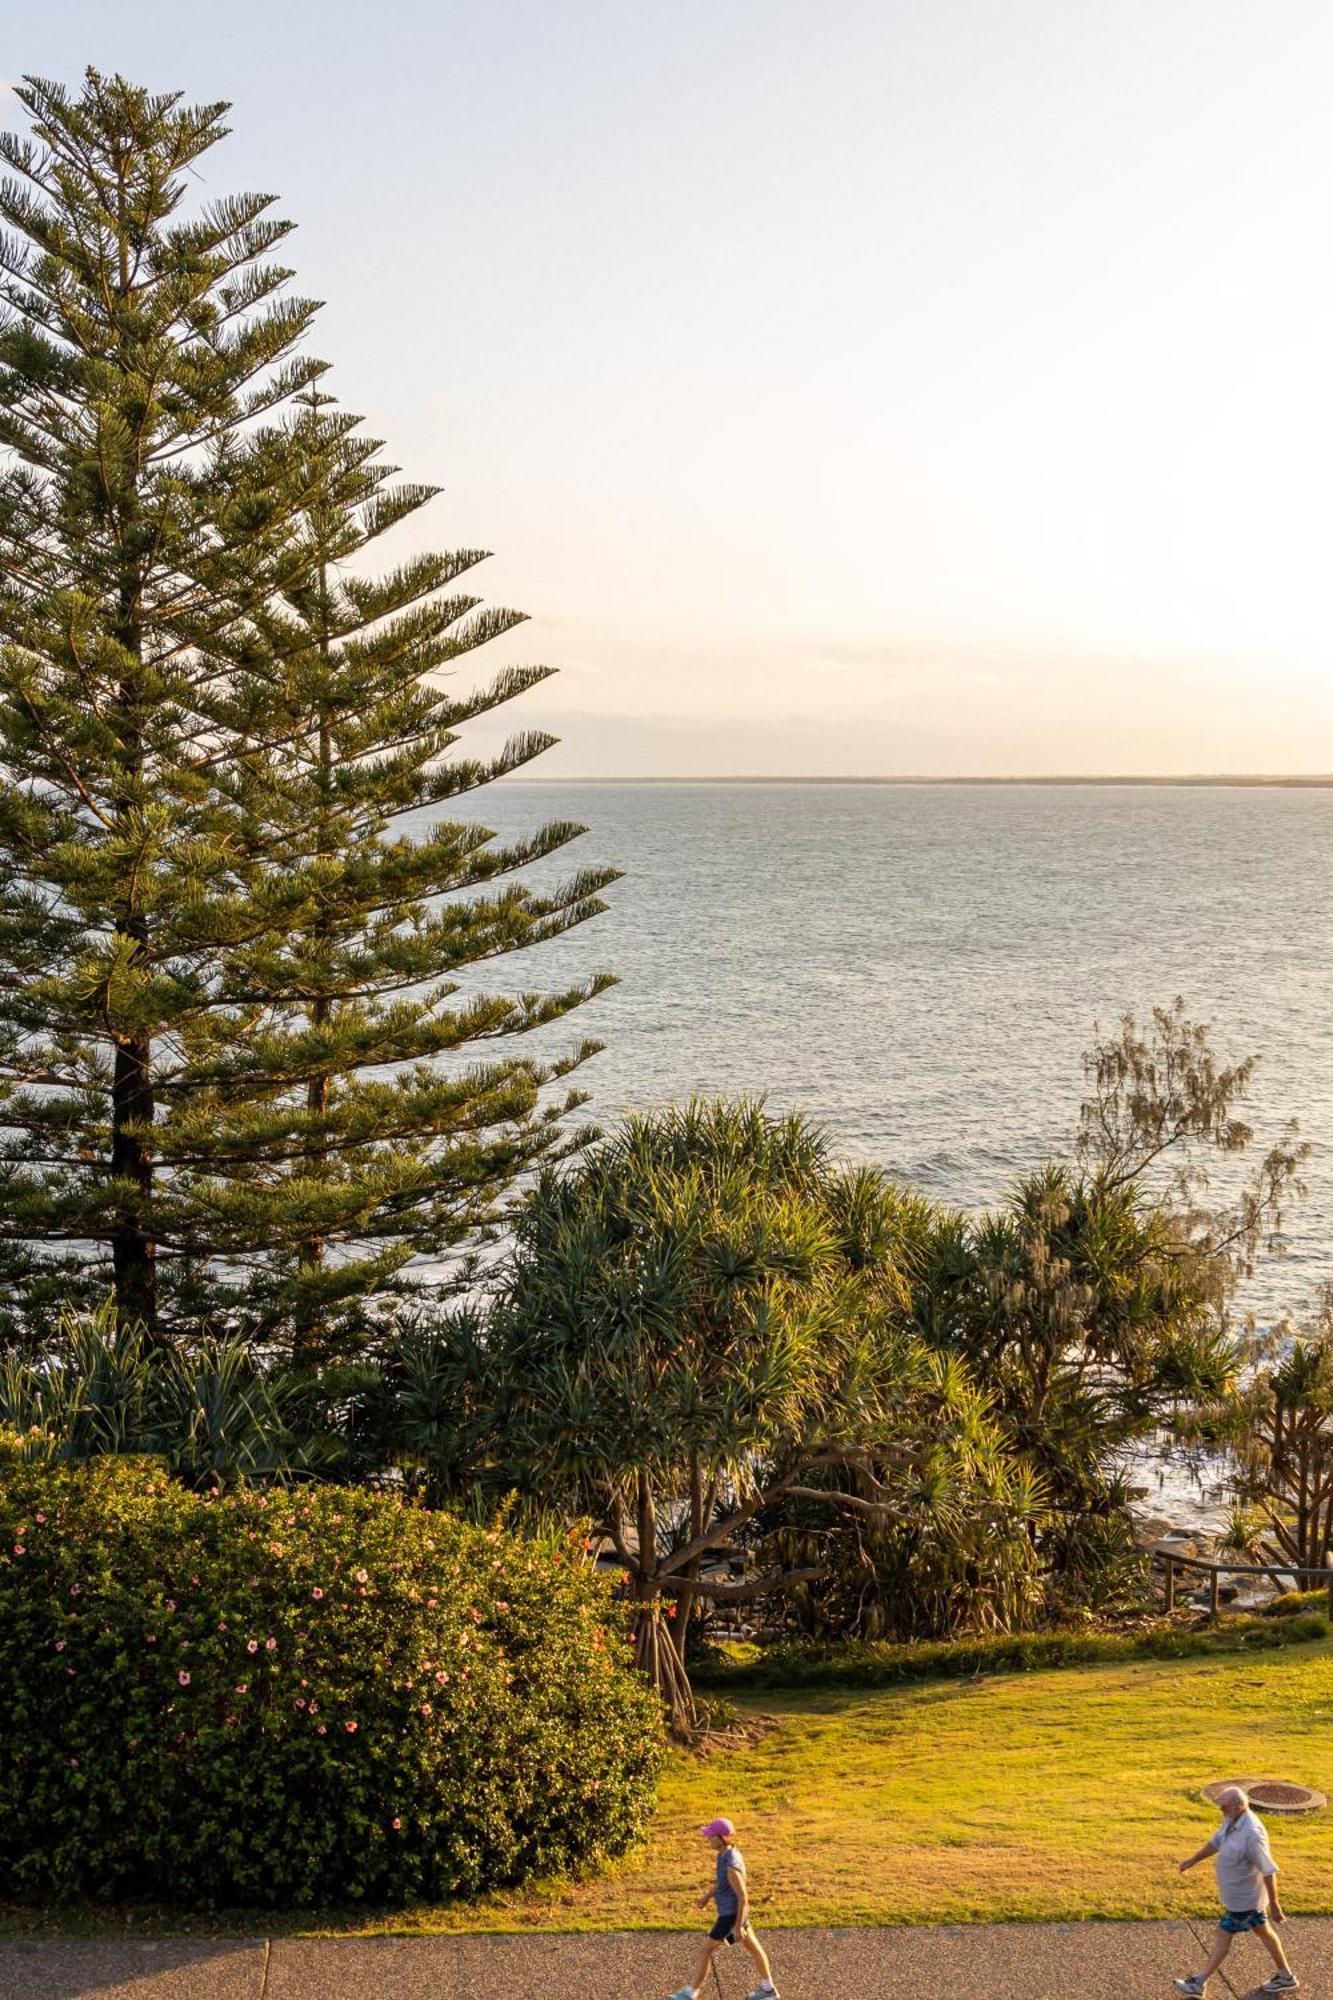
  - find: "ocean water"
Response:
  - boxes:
[464,782,1333,1329]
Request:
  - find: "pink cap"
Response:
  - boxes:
[700,1817,735,1839]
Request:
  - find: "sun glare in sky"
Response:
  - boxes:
[11,2,1333,774]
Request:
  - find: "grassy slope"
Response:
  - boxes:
[383,1637,1333,1933]
[8,1639,1332,1937]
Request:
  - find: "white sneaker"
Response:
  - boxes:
[1173,1980,1206,1997]
[667,1989,695,2000]
[1260,1977,1299,1993]
[748,1986,780,2000]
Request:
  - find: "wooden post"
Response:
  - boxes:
[1209,1566,1220,1618]
[1164,1555,1175,1613]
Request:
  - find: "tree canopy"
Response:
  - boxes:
[428,1101,1031,1730]
[0,72,612,1353]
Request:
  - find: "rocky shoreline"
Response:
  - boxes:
[1128,1443,1272,1609]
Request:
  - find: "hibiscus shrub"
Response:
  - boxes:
[0,1448,662,1907]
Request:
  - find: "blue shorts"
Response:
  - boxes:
[709,1910,746,1943]
[1220,1910,1268,1934]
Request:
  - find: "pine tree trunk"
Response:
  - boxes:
[110,1029,156,1333]
[106,158,158,1338]
[293,664,334,1362]
[109,575,156,1332]
[291,1047,330,1362]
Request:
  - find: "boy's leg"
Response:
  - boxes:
[739,1924,775,1985]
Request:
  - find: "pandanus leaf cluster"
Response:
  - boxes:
[423,1101,1034,1730]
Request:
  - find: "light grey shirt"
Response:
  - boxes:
[1207,1809,1278,1912]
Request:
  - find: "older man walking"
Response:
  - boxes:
[1174,1785,1299,1995]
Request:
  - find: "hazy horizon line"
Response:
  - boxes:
[509,772,1333,788]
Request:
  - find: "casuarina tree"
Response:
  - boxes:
[0,73,613,1352]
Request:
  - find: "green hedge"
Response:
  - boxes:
[693,1614,1331,1691]
[0,1451,662,1907]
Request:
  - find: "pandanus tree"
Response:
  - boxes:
[480,1100,1025,1734]
[759,1354,1047,1642]
[1230,1292,1333,1574]
[0,1302,301,1487]
[0,73,612,1352]
[927,1164,1233,1506]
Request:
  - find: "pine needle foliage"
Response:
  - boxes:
[0,72,614,1353]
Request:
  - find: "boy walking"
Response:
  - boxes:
[666,1816,779,2000]
[1174,1785,1299,1994]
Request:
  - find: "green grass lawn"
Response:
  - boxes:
[379,1636,1333,1934]
[8,1638,1333,1937]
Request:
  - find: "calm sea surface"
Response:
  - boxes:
[462,782,1333,1329]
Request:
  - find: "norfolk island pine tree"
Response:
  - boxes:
[0,72,615,1354]
[164,381,616,1361]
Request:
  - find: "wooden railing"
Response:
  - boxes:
[1151,1548,1333,1618]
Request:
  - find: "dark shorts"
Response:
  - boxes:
[1220,1910,1268,1934]
[709,1910,746,1943]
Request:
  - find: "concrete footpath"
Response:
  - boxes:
[0,1921,1328,2000]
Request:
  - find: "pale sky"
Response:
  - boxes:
[10,2,1333,774]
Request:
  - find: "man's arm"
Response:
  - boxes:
[727,1864,749,1929]
[1178,1840,1217,1873]
[1254,1835,1284,1921]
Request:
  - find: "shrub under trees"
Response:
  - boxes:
[0,1447,661,1906]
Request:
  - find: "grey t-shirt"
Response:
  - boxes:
[715,1844,746,1917]
[1208,1809,1278,1912]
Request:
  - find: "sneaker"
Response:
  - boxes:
[1260,1977,1300,1993]
[667,1989,696,2000]
[748,1987,780,2000]
[1173,1980,1206,1997]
